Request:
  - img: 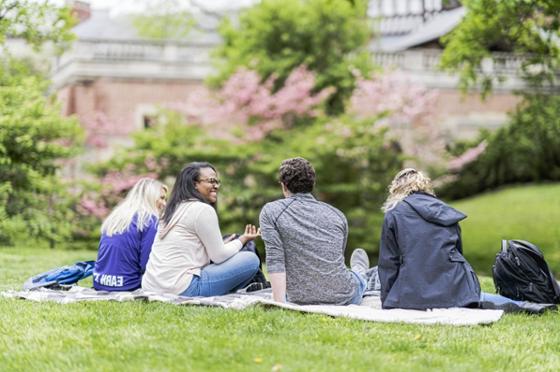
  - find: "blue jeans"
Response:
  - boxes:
[480,292,523,306]
[349,271,367,305]
[180,251,260,297]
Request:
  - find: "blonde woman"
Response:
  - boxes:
[93,178,168,292]
[378,168,555,313]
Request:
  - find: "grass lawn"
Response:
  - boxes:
[2,247,560,371]
[451,183,560,275]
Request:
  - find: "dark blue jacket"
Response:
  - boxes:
[93,215,158,291]
[379,192,481,309]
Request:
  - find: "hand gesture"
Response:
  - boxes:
[240,224,260,244]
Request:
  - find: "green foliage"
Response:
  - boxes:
[439,95,560,199]
[0,66,83,245]
[440,0,560,198]
[3,247,560,371]
[131,0,194,40]
[92,112,245,180]
[212,0,373,113]
[93,111,402,257]
[440,0,560,94]
[0,0,75,53]
[0,1,83,245]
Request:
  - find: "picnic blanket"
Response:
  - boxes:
[1,286,503,326]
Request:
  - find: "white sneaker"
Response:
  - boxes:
[350,248,369,277]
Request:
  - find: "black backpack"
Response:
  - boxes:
[492,240,560,304]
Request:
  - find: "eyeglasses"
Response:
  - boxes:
[198,177,221,186]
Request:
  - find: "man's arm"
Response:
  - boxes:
[259,205,287,303]
[269,272,287,303]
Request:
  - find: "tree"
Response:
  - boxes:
[212,0,372,113]
[440,0,559,94]
[132,0,194,40]
[438,0,560,197]
[439,94,560,199]
[0,0,75,52]
[0,1,82,245]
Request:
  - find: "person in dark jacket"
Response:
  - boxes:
[378,168,556,314]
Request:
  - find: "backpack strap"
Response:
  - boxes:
[501,239,508,253]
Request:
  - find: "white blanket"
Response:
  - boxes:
[1,287,503,326]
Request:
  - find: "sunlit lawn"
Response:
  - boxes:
[1,247,560,371]
[452,183,560,275]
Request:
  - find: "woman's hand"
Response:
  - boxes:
[238,224,261,245]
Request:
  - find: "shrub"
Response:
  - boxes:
[439,95,560,199]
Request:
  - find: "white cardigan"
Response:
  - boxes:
[142,200,242,294]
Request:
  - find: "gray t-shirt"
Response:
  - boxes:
[259,193,357,305]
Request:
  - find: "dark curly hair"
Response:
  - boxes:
[279,157,315,194]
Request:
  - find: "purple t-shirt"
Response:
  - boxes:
[93,215,158,291]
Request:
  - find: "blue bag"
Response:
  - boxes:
[23,260,95,290]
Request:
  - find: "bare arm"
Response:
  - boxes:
[269,272,287,303]
[259,205,287,302]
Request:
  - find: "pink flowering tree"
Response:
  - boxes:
[170,66,334,142]
[73,168,159,239]
[83,112,114,149]
[448,140,488,172]
[347,71,443,170]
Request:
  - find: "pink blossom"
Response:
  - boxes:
[349,72,437,125]
[77,197,109,219]
[168,66,334,142]
[448,141,488,172]
[83,112,114,148]
[100,172,157,195]
[349,71,443,169]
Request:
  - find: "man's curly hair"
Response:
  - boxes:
[279,157,315,194]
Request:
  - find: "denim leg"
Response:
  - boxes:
[480,292,523,306]
[181,251,259,297]
[349,270,367,305]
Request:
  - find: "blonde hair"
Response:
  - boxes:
[101,178,167,236]
[381,168,435,213]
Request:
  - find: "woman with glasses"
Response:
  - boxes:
[94,178,168,291]
[378,168,555,314]
[142,162,260,296]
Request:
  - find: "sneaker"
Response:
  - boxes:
[350,248,369,277]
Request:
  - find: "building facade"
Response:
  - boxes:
[53,0,527,166]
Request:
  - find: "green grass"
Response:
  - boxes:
[2,247,560,371]
[451,183,560,275]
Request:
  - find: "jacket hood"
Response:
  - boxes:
[402,192,466,226]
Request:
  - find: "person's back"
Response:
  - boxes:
[377,168,557,315]
[379,192,480,309]
[94,215,157,291]
[260,194,355,305]
[93,178,167,292]
[259,157,366,305]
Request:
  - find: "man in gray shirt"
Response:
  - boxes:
[259,157,369,305]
